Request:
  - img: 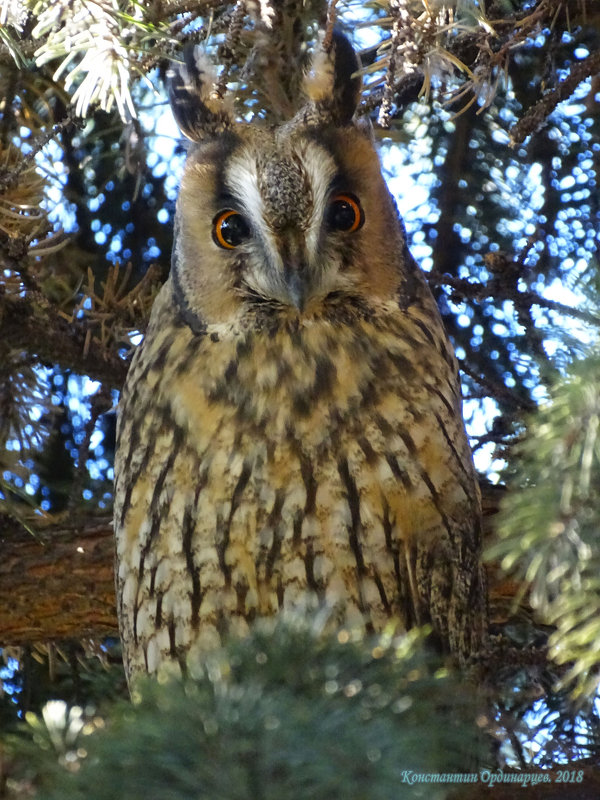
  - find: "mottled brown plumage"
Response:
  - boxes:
[114,33,487,685]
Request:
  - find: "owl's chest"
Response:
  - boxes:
[116,315,474,675]
[151,317,431,454]
[130,316,455,556]
[127,316,458,535]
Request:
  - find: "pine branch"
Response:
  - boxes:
[430,268,600,329]
[511,49,600,145]
[0,289,128,389]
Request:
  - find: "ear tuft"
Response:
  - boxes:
[302,29,362,125]
[167,45,233,141]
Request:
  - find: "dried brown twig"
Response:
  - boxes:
[429,263,600,329]
[70,261,162,357]
[511,50,600,145]
[0,289,129,389]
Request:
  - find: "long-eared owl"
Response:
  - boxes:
[114,32,488,685]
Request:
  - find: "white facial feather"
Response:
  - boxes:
[296,139,337,262]
[225,148,263,227]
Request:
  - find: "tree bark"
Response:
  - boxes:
[0,514,118,646]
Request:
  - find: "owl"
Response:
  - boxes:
[114,32,488,685]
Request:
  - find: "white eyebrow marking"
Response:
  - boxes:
[225,148,264,227]
[224,147,286,300]
[296,140,337,260]
[226,140,336,253]
[225,146,281,254]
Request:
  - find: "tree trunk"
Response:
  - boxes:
[0,514,118,645]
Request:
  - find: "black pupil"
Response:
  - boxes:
[220,213,250,246]
[328,199,357,231]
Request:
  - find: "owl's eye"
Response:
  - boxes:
[327,193,364,233]
[213,209,251,249]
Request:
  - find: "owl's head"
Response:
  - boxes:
[168,32,414,332]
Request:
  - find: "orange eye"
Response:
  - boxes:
[327,193,364,233]
[212,209,250,249]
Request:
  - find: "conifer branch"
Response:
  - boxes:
[0,289,128,389]
[511,50,600,145]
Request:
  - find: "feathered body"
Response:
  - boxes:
[114,35,487,684]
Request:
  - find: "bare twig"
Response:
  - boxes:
[511,50,600,145]
[459,360,537,412]
[0,117,75,192]
[0,290,129,389]
[429,269,600,328]
[68,386,114,511]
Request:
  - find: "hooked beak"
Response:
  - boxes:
[283,261,308,311]
[280,233,311,312]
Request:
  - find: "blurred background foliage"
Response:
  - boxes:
[21,621,486,800]
[1,0,600,796]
